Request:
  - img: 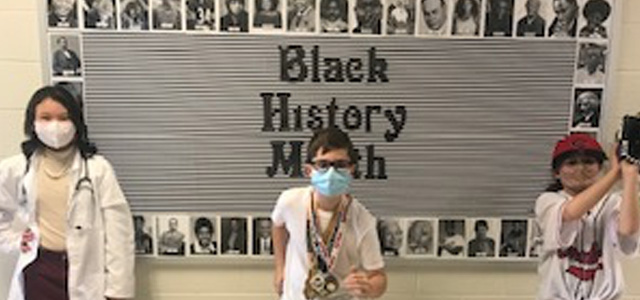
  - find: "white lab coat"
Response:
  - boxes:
[0,151,135,300]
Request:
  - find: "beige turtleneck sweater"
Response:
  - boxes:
[36,147,76,251]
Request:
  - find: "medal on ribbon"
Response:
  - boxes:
[303,194,351,299]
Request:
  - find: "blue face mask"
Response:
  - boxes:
[310,167,352,196]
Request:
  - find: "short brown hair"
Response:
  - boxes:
[306,127,358,163]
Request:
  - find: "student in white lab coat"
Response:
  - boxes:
[0,85,135,300]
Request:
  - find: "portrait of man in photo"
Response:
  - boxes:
[221,217,248,255]
[353,0,383,34]
[133,215,154,255]
[576,42,607,85]
[467,219,497,257]
[158,216,187,256]
[187,0,216,30]
[253,217,274,255]
[438,219,465,257]
[221,0,249,32]
[320,0,349,33]
[85,0,117,29]
[51,35,82,77]
[406,219,435,255]
[572,89,602,128]
[287,0,316,32]
[377,219,404,256]
[49,0,78,28]
[485,0,514,37]
[516,0,545,36]
[499,219,528,257]
[152,0,182,30]
[190,217,218,255]
[419,0,449,36]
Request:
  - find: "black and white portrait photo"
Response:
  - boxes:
[515,0,548,37]
[386,0,415,35]
[53,81,84,109]
[466,218,498,258]
[576,42,607,85]
[548,0,579,38]
[287,0,316,32]
[187,0,216,30]
[153,0,183,30]
[253,217,274,255]
[406,219,436,256]
[220,0,249,32]
[157,215,189,256]
[572,88,603,128]
[84,0,117,29]
[120,0,150,30]
[49,0,78,28]
[190,216,218,255]
[528,218,542,258]
[578,0,611,39]
[320,0,349,33]
[485,0,514,37]
[221,217,248,255]
[50,35,82,77]
[133,214,155,255]
[352,0,382,34]
[418,0,450,36]
[438,219,465,257]
[253,0,283,30]
[377,218,404,257]
[451,0,480,36]
[499,219,528,258]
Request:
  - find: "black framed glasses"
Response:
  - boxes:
[311,159,352,172]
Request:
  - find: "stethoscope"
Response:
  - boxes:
[20,156,94,209]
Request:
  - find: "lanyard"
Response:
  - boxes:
[307,193,351,273]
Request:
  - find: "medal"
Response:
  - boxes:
[304,267,340,299]
[304,193,351,299]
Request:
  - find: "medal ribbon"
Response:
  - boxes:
[307,192,351,272]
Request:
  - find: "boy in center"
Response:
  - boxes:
[271,127,387,300]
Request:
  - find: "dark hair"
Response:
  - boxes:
[474,219,488,231]
[454,0,478,18]
[56,36,68,44]
[545,151,605,191]
[226,0,245,8]
[321,0,347,19]
[545,178,564,192]
[356,0,381,8]
[256,0,279,11]
[306,127,358,164]
[556,0,578,12]
[134,215,145,224]
[551,149,605,171]
[22,85,97,159]
[194,217,214,234]
[583,0,610,21]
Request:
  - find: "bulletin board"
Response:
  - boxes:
[43,0,617,218]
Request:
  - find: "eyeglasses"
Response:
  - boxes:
[310,159,352,172]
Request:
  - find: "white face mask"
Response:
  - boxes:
[34,120,77,149]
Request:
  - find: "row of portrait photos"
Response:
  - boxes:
[49,0,614,39]
[133,214,545,259]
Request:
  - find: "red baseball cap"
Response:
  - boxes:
[552,133,607,169]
